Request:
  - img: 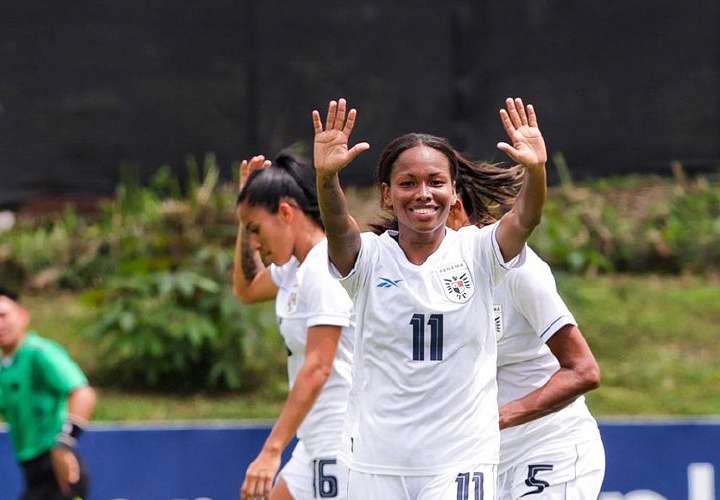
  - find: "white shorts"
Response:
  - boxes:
[497,438,605,500]
[347,463,497,500]
[278,441,348,499]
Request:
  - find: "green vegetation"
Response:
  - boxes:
[557,274,720,416]
[21,274,720,420]
[1,162,719,419]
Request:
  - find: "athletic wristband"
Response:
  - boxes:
[56,418,85,449]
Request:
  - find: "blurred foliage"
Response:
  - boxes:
[528,157,720,274]
[22,274,720,419]
[82,252,281,391]
[1,155,718,392]
[0,154,287,391]
[2,156,718,288]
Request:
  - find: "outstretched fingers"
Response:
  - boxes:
[312,110,323,134]
[527,104,538,128]
[505,97,523,129]
[499,108,516,139]
[343,108,358,136]
[515,97,528,125]
[334,98,347,130]
[348,141,371,161]
[325,100,338,130]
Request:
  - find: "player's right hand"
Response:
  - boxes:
[50,446,80,496]
[239,155,272,192]
[312,97,369,177]
[240,448,281,500]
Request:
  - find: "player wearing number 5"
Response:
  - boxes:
[234,153,355,500]
[313,97,548,499]
[448,193,606,499]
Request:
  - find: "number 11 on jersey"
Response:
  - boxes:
[409,313,444,361]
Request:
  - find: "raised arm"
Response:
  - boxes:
[312,98,370,276]
[495,97,547,261]
[232,155,278,304]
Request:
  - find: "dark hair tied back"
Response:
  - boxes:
[370,133,524,234]
[237,151,324,229]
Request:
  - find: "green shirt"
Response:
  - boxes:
[0,332,88,461]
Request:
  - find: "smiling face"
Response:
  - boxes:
[238,201,296,266]
[382,145,457,237]
[0,296,29,354]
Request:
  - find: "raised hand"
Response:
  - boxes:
[497,97,547,169]
[312,98,370,177]
[239,155,272,192]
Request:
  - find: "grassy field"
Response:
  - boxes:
[22,273,720,421]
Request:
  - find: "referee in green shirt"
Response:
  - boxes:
[0,286,96,500]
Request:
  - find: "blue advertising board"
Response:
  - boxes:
[0,421,717,499]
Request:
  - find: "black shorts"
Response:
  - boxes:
[19,449,89,500]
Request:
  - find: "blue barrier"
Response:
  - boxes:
[0,421,717,499]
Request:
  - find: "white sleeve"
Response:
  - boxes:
[304,270,354,329]
[508,250,577,342]
[269,262,288,287]
[465,222,526,288]
[327,232,380,299]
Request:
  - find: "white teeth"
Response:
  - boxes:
[413,208,435,215]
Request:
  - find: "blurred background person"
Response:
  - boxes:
[0,286,96,500]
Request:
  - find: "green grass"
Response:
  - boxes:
[556,274,720,417]
[20,274,720,420]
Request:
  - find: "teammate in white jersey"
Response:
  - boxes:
[233,153,354,500]
[311,97,549,499]
[448,194,605,499]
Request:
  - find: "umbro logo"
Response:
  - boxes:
[376,277,403,288]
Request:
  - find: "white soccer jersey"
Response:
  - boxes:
[494,247,602,475]
[335,223,524,476]
[270,239,354,458]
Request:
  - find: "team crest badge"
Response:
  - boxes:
[436,261,474,303]
[286,290,298,314]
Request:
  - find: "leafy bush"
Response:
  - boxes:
[528,162,720,274]
[83,249,284,391]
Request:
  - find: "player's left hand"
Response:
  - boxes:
[497,97,547,169]
[50,446,81,496]
[240,448,281,500]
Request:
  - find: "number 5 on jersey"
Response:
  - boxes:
[409,313,444,361]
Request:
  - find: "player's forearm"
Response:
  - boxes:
[497,164,546,261]
[262,363,331,454]
[316,172,361,276]
[232,225,264,302]
[499,365,599,429]
[67,385,96,423]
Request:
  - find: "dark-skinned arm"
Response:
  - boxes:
[499,325,600,429]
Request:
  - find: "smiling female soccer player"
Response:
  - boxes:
[312,97,548,500]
